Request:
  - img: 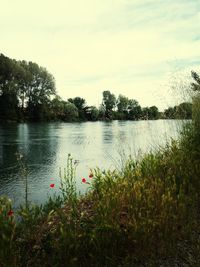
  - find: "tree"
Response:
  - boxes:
[98,104,106,120]
[128,99,142,120]
[16,60,32,110]
[102,90,116,119]
[164,107,176,119]
[0,54,56,121]
[18,61,56,120]
[175,102,192,119]
[85,106,99,121]
[68,97,86,120]
[0,54,24,120]
[62,102,78,121]
[68,97,86,110]
[148,106,159,119]
[51,95,65,120]
[117,95,129,113]
[116,95,129,119]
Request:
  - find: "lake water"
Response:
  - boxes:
[0,120,187,207]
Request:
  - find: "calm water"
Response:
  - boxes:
[0,120,187,207]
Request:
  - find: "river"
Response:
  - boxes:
[0,120,188,207]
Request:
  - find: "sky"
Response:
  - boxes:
[0,0,200,110]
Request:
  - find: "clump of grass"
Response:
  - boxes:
[0,196,16,266]
[59,153,78,203]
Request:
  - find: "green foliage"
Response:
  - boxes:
[128,99,142,120]
[68,97,86,110]
[0,196,16,266]
[68,97,87,120]
[59,154,78,202]
[0,54,24,120]
[98,104,106,119]
[117,94,129,113]
[17,204,44,228]
[176,102,192,119]
[0,54,56,122]
[116,96,143,120]
[148,105,159,119]
[27,125,199,266]
[102,90,116,119]
[62,101,79,121]
[51,95,65,120]
[42,194,64,214]
[0,53,195,122]
[141,106,159,120]
[85,106,99,121]
[21,61,56,121]
[164,102,192,119]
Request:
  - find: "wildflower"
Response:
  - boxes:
[7,210,14,216]
[82,178,86,183]
[50,183,55,188]
[89,173,93,178]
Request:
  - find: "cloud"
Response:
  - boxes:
[0,0,200,109]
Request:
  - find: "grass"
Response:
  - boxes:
[0,92,200,266]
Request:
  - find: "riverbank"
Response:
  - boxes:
[0,95,200,266]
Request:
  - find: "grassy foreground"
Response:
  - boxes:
[0,94,200,267]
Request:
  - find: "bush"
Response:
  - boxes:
[0,196,16,266]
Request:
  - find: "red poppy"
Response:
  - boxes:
[7,210,14,216]
[82,178,86,183]
[50,183,55,188]
[89,173,93,178]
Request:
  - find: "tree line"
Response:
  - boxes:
[0,53,193,122]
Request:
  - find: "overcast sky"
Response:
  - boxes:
[1,0,200,110]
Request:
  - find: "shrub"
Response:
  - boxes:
[0,196,16,266]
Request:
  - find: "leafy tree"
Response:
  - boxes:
[102,91,116,119]
[68,97,86,120]
[16,60,32,110]
[148,106,159,119]
[0,54,24,120]
[62,102,78,121]
[164,103,192,120]
[87,106,99,121]
[117,95,129,113]
[175,102,192,119]
[98,104,106,120]
[164,107,176,119]
[18,61,56,120]
[68,97,86,110]
[142,107,150,120]
[141,106,159,120]
[0,54,24,95]
[51,95,65,120]
[128,99,142,120]
[116,95,129,119]
[0,54,56,121]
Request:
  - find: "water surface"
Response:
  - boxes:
[0,120,187,207]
